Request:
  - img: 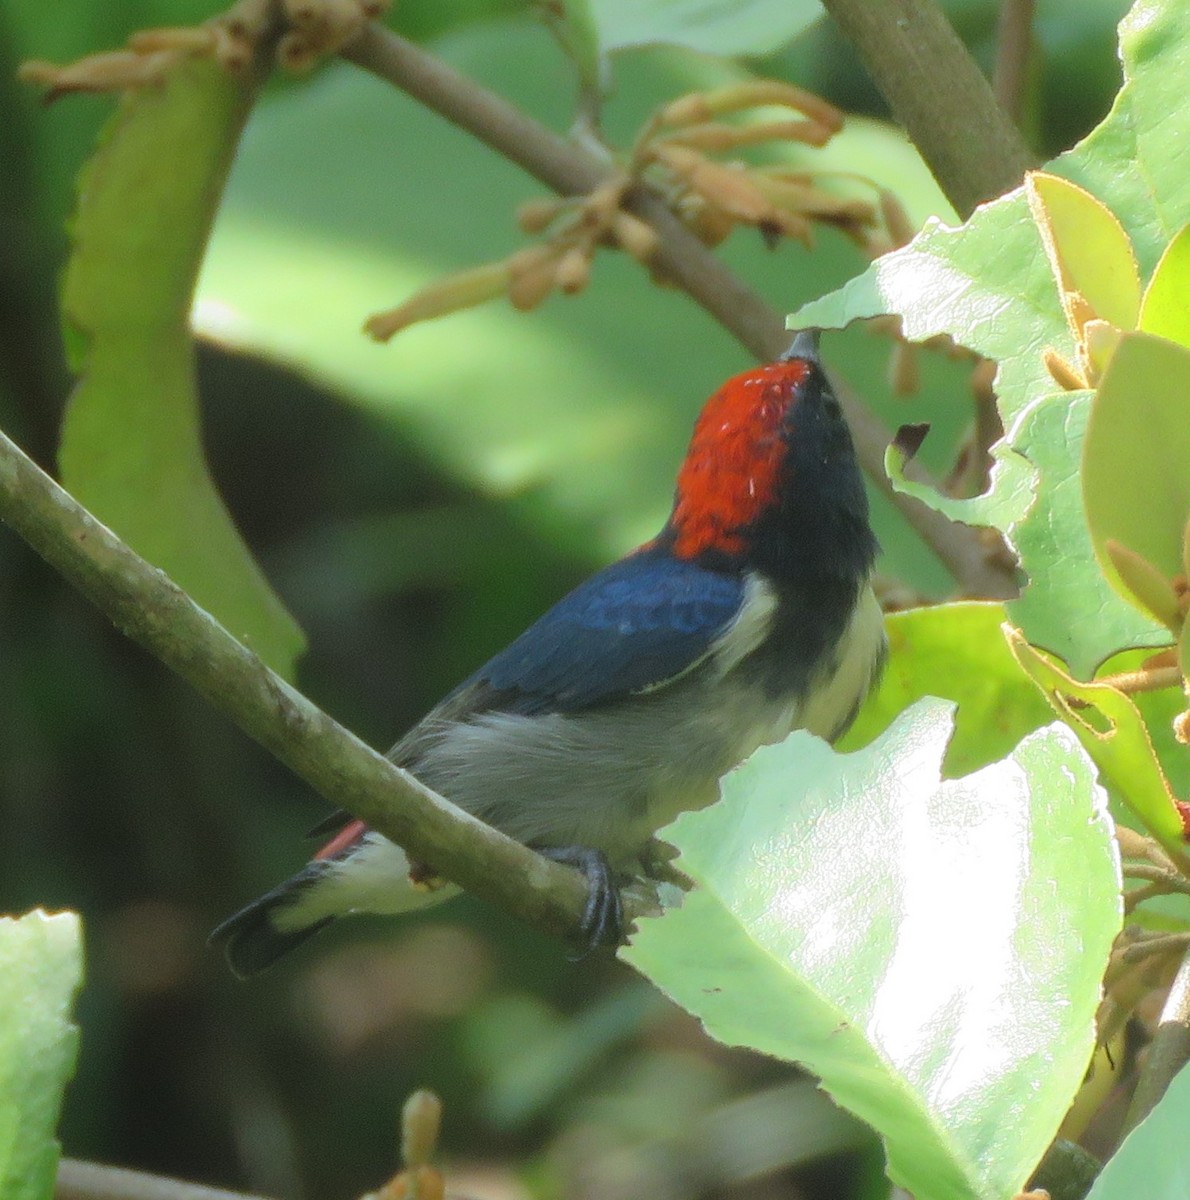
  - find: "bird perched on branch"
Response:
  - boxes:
[212,330,886,977]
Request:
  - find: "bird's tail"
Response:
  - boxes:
[211,829,462,978]
[210,864,336,979]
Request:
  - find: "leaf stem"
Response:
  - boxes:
[0,426,600,945]
[818,0,1035,217]
[338,23,1019,599]
[1096,665,1184,696]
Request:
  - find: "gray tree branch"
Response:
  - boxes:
[819,0,1035,217]
[0,427,608,946]
[56,1158,272,1200]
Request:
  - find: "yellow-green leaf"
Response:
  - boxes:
[1138,222,1190,348]
[61,55,304,679]
[1083,332,1190,596]
[1026,171,1140,341]
[1006,628,1188,866]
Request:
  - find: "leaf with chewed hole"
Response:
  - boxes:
[1007,629,1188,866]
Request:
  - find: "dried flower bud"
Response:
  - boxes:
[1043,348,1087,390]
[681,200,735,247]
[1174,709,1190,746]
[410,1166,445,1200]
[653,146,772,224]
[879,189,917,248]
[888,340,920,396]
[516,197,566,234]
[508,245,562,311]
[611,212,660,261]
[365,261,510,340]
[555,246,592,294]
[20,49,175,96]
[660,81,843,131]
[281,0,384,66]
[751,175,876,224]
[401,1090,443,1168]
[128,27,218,53]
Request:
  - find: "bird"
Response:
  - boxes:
[211,330,887,977]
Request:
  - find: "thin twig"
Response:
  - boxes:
[818,0,1034,218]
[1123,941,1190,1132]
[1096,666,1184,696]
[994,0,1036,126]
[1122,932,1190,964]
[0,427,604,945]
[1123,863,1190,894]
[56,1159,272,1200]
[339,23,1019,599]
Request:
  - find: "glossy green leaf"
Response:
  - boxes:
[1084,333,1190,590]
[839,602,1053,777]
[0,911,82,1200]
[61,56,304,679]
[1009,392,1166,677]
[1006,630,1188,866]
[624,700,1122,1200]
[589,0,821,57]
[1084,1061,1190,1200]
[1138,222,1190,347]
[791,0,1190,673]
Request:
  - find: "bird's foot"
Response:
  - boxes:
[536,845,623,957]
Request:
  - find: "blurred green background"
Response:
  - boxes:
[0,1,1131,1196]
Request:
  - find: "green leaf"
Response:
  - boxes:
[623,700,1122,1200]
[1063,0,1190,278]
[0,911,83,1200]
[838,602,1054,777]
[1084,1061,1190,1200]
[540,0,605,97]
[883,433,1034,530]
[1084,332,1190,587]
[589,0,821,57]
[1009,392,1166,677]
[1026,170,1140,338]
[61,56,304,680]
[1006,630,1188,866]
[791,0,1190,674]
[1138,222,1190,347]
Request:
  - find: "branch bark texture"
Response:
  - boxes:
[340,23,1019,599]
[0,428,598,943]
[819,0,1035,217]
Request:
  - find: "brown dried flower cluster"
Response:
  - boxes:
[368,80,899,340]
[19,0,389,97]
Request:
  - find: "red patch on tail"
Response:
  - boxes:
[314,818,367,861]
[670,359,809,559]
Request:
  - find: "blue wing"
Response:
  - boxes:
[465,553,746,715]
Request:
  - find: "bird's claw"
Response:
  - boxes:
[537,845,624,957]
